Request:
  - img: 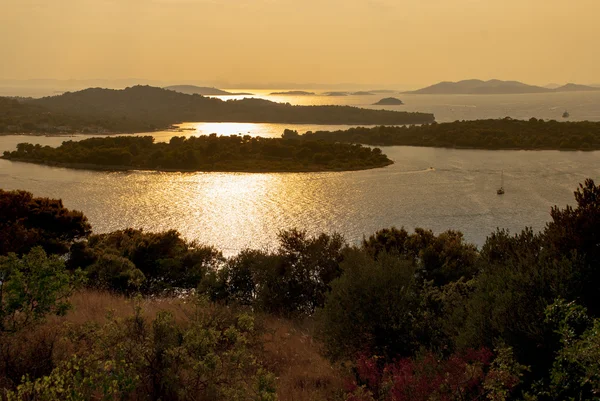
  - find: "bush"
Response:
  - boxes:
[317,250,422,361]
[0,190,91,256]
[5,297,278,401]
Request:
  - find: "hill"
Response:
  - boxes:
[406,79,550,95]
[406,79,600,95]
[15,86,433,132]
[553,83,600,92]
[164,85,253,96]
[0,97,122,134]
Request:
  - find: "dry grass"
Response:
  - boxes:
[2,290,344,401]
[260,316,344,401]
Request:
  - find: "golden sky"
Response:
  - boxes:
[2,0,599,86]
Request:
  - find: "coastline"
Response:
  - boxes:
[1,157,395,173]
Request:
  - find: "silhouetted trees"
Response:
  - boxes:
[0,189,91,256]
[303,118,600,150]
[3,135,392,172]
[2,180,600,399]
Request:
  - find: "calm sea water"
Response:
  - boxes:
[1,91,599,254]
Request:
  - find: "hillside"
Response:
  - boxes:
[20,86,434,132]
[406,79,600,95]
[164,85,253,96]
[0,97,123,134]
[554,83,600,92]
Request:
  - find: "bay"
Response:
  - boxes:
[1,91,599,254]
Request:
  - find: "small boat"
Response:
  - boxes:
[497,171,505,195]
[562,111,570,118]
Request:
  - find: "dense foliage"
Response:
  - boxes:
[0,86,434,133]
[0,97,122,135]
[0,248,81,334]
[2,180,600,400]
[302,118,600,150]
[68,228,223,295]
[2,135,393,172]
[0,189,91,256]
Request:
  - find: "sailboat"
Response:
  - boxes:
[497,171,505,195]
[562,111,570,118]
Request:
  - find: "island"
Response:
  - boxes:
[405,79,600,95]
[0,86,435,134]
[351,91,376,96]
[373,97,404,105]
[269,91,315,95]
[322,91,349,96]
[2,134,393,172]
[300,118,600,150]
[369,89,398,94]
[164,85,253,96]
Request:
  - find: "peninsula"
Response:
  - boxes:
[164,85,253,96]
[301,118,600,150]
[2,135,393,172]
[0,86,435,134]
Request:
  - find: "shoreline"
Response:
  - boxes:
[1,157,395,173]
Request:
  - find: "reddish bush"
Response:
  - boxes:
[346,348,521,401]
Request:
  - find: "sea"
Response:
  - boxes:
[1,90,599,254]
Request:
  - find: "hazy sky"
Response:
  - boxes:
[2,0,599,86]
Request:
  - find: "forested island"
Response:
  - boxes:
[0,86,434,134]
[302,118,600,150]
[373,97,404,105]
[2,179,600,400]
[2,135,392,172]
[269,91,315,95]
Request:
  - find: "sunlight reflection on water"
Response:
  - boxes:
[2,144,599,256]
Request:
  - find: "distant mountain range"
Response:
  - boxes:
[164,85,253,96]
[405,79,600,95]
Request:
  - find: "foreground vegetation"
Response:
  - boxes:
[1,135,392,172]
[301,118,600,150]
[0,86,435,134]
[2,180,600,400]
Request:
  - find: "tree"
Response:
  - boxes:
[0,247,81,333]
[363,227,478,286]
[0,190,91,256]
[317,250,421,361]
[544,179,600,316]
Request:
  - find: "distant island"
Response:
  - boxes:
[269,91,315,95]
[0,86,435,134]
[405,79,600,95]
[323,92,349,96]
[164,85,253,96]
[373,97,404,105]
[2,135,393,172]
[351,91,376,96]
[300,118,600,150]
